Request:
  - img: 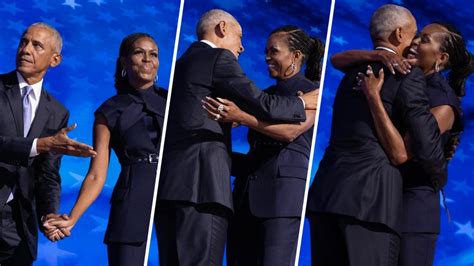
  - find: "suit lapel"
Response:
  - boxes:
[3,72,24,137]
[28,89,50,138]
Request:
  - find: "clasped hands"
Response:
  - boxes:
[41,213,75,242]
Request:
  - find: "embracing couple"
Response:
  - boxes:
[307,4,473,266]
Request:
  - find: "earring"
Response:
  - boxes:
[121,69,126,77]
[291,63,296,72]
[155,74,159,83]
[435,62,440,73]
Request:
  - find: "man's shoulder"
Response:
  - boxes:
[42,89,68,114]
[0,71,18,90]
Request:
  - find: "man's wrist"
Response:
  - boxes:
[36,136,51,154]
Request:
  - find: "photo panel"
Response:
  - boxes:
[153,0,332,265]
[299,0,474,266]
[0,0,181,265]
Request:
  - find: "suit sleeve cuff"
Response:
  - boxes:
[30,138,39,157]
[297,96,306,109]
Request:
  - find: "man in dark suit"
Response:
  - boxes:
[0,23,96,265]
[157,9,317,265]
[307,5,446,266]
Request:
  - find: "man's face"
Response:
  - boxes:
[400,16,418,57]
[16,26,60,82]
[222,21,244,59]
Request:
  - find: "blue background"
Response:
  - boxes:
[0,0,179,265]
[151,0,331,265]
[298,0,474,266]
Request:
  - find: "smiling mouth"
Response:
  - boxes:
[407,47,419,59]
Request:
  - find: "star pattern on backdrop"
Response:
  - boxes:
[0,1,180,265]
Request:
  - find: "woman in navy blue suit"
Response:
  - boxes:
[204,25,324,266]
[332,22,473,266]
[45,33,167,266]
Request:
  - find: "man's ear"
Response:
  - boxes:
[387,28,402,46]
[215,21,227,38]
[50,54,62,68]
[395,27,403,43]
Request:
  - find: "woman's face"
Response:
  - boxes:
[406,23,448,73]
[265,32,298,80]
[123,37,159,89]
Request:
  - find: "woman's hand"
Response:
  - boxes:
[375,50,411,75]
[358,65,385,100]
[43,214,75,242]
[202,97,249,124]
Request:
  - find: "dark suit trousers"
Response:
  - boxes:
[107,241,146,266]
[156,201,229,266]
[227,197,300,266]
[398,232,437,266]
[309,212,400,266]
[0,199,32,266]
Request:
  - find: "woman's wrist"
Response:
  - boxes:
[365,90,381,102]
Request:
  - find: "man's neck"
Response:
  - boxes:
[17,71,45,85]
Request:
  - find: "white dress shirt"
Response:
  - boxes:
[200,39,217,48]
[375,46,397,54]
[16,71,43,157]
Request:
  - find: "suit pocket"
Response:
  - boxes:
[277,165,308,180]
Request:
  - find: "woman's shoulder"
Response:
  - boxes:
[96,93,134,113]
[295,74,318,92]
[427,73,460,110]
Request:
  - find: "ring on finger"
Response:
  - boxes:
[392,63,399,67]
[214,114,221,121]
[366,69,373,75]
[217,104,224,113]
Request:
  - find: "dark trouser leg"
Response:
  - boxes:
[227,199,258,266]
[0,200,33,266]
[156,201,229,266]
[308,212,348,266]
[260,217,300,266]
[107,241,146,266]
[398,232,437,266]
[341,216,400,266]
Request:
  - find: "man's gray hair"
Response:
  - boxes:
[23,22,63,54]
[196,9,238,39]
[369,4,414,43]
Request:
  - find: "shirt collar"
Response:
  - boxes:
[374,46,397,54]
[200,39,217,48]
[16,71,42,100]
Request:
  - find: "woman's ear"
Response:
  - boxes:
[438,52,450,69]
[294,50,303,65]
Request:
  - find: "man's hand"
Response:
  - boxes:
[36,124,97,157]
[299,89,320,110]
[41,213,72,242]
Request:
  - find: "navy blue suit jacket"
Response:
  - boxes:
[0,71,68,259]
[159,42,306,211]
